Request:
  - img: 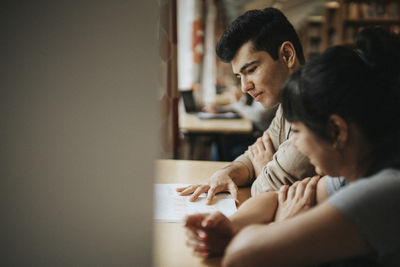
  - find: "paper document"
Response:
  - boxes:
[154,184,237,223]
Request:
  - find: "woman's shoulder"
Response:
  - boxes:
[358,168,400,188]
[327,168,400,219]
[327,168,400,264]
[332,168,400,199]
[374,168,400,179]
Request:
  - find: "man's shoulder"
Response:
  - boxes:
[275,104,292,142]
[275,104,283,118]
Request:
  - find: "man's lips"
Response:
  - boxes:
[252,92,263,100]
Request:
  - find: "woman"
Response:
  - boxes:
[184,27,400,266]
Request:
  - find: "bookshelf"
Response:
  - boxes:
[298,15,323,60]
[321,1,340,51]
[337,0,400,44]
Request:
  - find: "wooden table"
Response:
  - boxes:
[179,113,253,160]
[179,113,252,134]
[153,160,251,267]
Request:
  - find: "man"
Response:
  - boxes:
[177,8,315,204]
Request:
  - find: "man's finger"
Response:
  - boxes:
[263,133,275,153]
[228,182,239,205]
[176,186,187,192]
[248,145,255,157]
[190,185,209,202]
[206,187,218,205]
[255,138,266,152]
[178,185,198,196]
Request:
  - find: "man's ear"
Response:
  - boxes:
[328,114,348,149]
[279,41,296,69]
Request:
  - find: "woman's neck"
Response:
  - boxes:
[343,126,372,182]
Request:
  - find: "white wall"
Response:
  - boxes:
[177,0,217,105]
[178,0,195,90]
[202,0,218,104]
[0,1,156,265]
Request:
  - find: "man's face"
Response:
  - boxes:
[231,41,290,108]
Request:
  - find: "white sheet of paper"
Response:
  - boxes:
[154,184,237,223]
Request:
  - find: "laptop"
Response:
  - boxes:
[181,90,198,113]
[180,90,240,119]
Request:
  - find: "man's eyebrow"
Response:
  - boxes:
[237,60,259,74]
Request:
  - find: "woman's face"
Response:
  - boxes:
[291,122,343,177]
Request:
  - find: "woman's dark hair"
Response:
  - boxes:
[216,8,305,64]
[281,27,400,174]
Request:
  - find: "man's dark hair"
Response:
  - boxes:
[216,8,305,64]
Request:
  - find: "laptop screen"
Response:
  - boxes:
[180,90,197,113]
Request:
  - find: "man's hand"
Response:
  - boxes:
[184,212,234,258]
[176,170,239,205]
[274,176,320,222]
[248,132,275,177]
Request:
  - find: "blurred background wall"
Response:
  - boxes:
[0,1,157,265]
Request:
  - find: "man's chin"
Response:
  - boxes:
[260,101,280,109]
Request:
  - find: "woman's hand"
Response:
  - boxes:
[274,176,320,222]
[184,212,235,258]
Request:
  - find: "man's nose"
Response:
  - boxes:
[241,77,254,93]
